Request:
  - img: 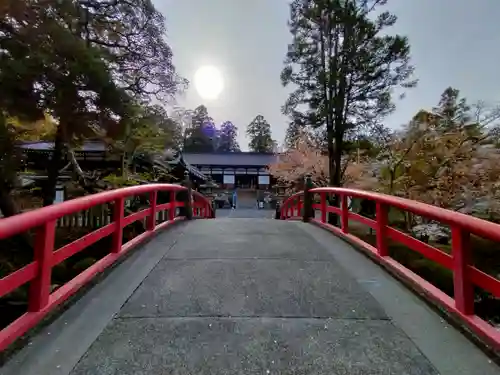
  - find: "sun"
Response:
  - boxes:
[194,65,224,100]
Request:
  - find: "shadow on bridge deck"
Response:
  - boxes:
[2,218,498,375]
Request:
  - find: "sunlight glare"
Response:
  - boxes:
[194,65,224,100]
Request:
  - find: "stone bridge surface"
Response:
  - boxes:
[2,216,498,375]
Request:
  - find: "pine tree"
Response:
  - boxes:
[281,0,416,188]
[0,0,186,206]
[285,122,302,149]
[246,115,275,153]
[432,87,471,132]
[183,105,215,152]
[217,121,241,152]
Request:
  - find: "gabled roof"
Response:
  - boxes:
[18,141,107,152]
[182,152,278,167]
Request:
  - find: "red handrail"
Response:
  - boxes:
[280,187,500,351]
[0,184,213,352]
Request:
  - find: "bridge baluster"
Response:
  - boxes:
[375,202,388,257]
[452,227,474,315]
[320,193,327,223]
[0,184,215,352]
[28,220,56,312]
[111,198,125,253]
[147,191,158,231]
[341,194,349,234]
[169,191,176,221]
[277,186,500,350]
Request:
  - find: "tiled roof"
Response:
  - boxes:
[182,152,278,167]
[17,142,278,169]
[18,141,107,152]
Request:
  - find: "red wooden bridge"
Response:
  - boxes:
[0,183,499,374]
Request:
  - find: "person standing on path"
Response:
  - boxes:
[232,189,237,209]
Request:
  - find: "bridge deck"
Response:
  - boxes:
[2,217,498,375]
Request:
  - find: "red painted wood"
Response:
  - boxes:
[156,202,173,212]
[386,227,453,269]
[53,223,117,266]
[311,218,379,256]
[469,267,500,298]
[0,262,38,297]
[28,221,56,312]
[347,212,376,228]
[375,202,389,257]
[122,208,151,227]
[111,197,124,254]
[0,184,188,239]
[285,187,500,351]
[341,195,349,234]
[0,184,213,352]
[147,191,158,231]
[311,187,500,242]
[281,192,303,219]
[169,191,176,220]
[320,193,327,223]
[326,206,341,215]
[452,227,474,315]
[309,217,500,351]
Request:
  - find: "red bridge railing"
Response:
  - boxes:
[281,187,500,351]
[0,184,213,352]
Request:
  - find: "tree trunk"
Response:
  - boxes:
[0,186,20,218]
[0,185,34,257]
[328,132,344,226]
[389,170,395,193]
[43,125,64,206]
[332,132,343,187]
[121,153,128,179]
[67,148,100,195]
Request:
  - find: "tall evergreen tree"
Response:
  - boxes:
[76,0,187,102]
[217,121,241,152]
[432,87,471,132]
[246,115,275,153]
[285,121,302,149]
[141,105,184,150]
[281,0,416,188]
[0,0,132,206]
[183,105,216,152]
[0,0,186,206]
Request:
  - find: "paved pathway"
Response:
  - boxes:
[2,218,498,375]
[215,207,275,219]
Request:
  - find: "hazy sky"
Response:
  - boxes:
[153,0,500,150]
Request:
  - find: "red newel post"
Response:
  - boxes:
[29,221,56,312]
[375,202,388,257]
[169,190,176,221]
[452,227,474,315]
[297,198,303,218]
[341,194,349,233]
[111,197,125,253]
[302,174,313,222]
[147,190,158,231]
[183,171,193,220]
[320,192,327,223]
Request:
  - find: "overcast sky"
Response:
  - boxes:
[153,0,500,151]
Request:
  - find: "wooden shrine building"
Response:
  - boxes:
[182,152,278,190]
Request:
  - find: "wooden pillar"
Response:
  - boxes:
[302,174,313,222]
[183,171,193,220]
